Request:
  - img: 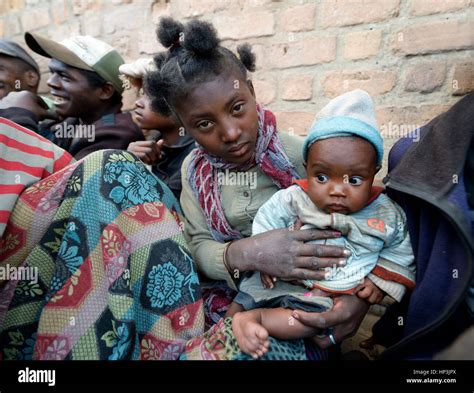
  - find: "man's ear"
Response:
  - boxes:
[98,82,116,100]
[23,70,39,91]
[303,160,307,169]
[246,79,256,99]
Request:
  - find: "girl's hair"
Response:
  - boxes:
[144,17,256,117]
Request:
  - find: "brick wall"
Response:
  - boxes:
[1,0,473,175]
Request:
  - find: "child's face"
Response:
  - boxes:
[134,92,176,132]
[172,71,259,164]
[305,136,379,214]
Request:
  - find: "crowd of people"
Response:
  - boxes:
[0,16,472,361]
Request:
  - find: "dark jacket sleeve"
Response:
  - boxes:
[70,112,145,160]
[0,107,39,132]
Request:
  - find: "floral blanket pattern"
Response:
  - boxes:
[0,150,312,360]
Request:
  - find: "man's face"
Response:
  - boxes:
[0,55,33,99]
[305,136,379,215]
[47,59,103,119]
[173,71,259,165]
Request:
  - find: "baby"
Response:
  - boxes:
[230,90,416,359]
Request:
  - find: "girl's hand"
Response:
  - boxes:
[127,140,164,165]
[292,294,370,349]
[225,219,351,281]
[355,277,385,304]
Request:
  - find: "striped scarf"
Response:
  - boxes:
[186,105,300,242]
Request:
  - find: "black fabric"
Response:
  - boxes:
[151,133,195,200]
[235,290,328,313]
[372,295,410,347]
[53,112,144,160]
[278,296,328,313]
[385,93,474,200]
[375,93,474,359]
[0,107,39,132]
[464,138,474,210]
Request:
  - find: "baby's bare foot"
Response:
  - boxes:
[232,310,270,359]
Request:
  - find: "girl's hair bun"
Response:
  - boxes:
[182,19,219,57]
[157,17,185,48]
[236,43,256,72]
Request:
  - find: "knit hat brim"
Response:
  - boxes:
[302,115,384,166]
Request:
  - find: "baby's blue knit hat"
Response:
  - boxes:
[302,89,383,166]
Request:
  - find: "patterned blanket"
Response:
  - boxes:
[0,149,311,360]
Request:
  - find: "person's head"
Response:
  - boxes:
[145,18,259,164]
[24,33,124,122]
[119,57,179,135]
[302,89,384,215]
[0,39,40,99]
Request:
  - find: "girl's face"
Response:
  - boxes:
[172,72,259,164]
[134,92,176,132]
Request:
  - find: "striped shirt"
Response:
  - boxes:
[0,117,74,237]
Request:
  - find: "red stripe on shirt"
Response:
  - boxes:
[0,157,46,178]
[53,151,74,173]
[0,133,54,159]
[0,210,10,223]
[0,184,26,194]
[310,283,358,295]
[0,117,49,144]
[371,265,416,291]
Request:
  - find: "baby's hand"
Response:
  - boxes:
[261,273,277,289]
[355,277,384,304]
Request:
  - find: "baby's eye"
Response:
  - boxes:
[349,176,363,186]
[316,174,329,183]
[197,120,213,130]
[233,103,244,114]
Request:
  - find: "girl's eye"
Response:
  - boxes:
[197,120,213,130]
[316,174,329,183]
[349,176,363,186]
[233,103,244,114]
